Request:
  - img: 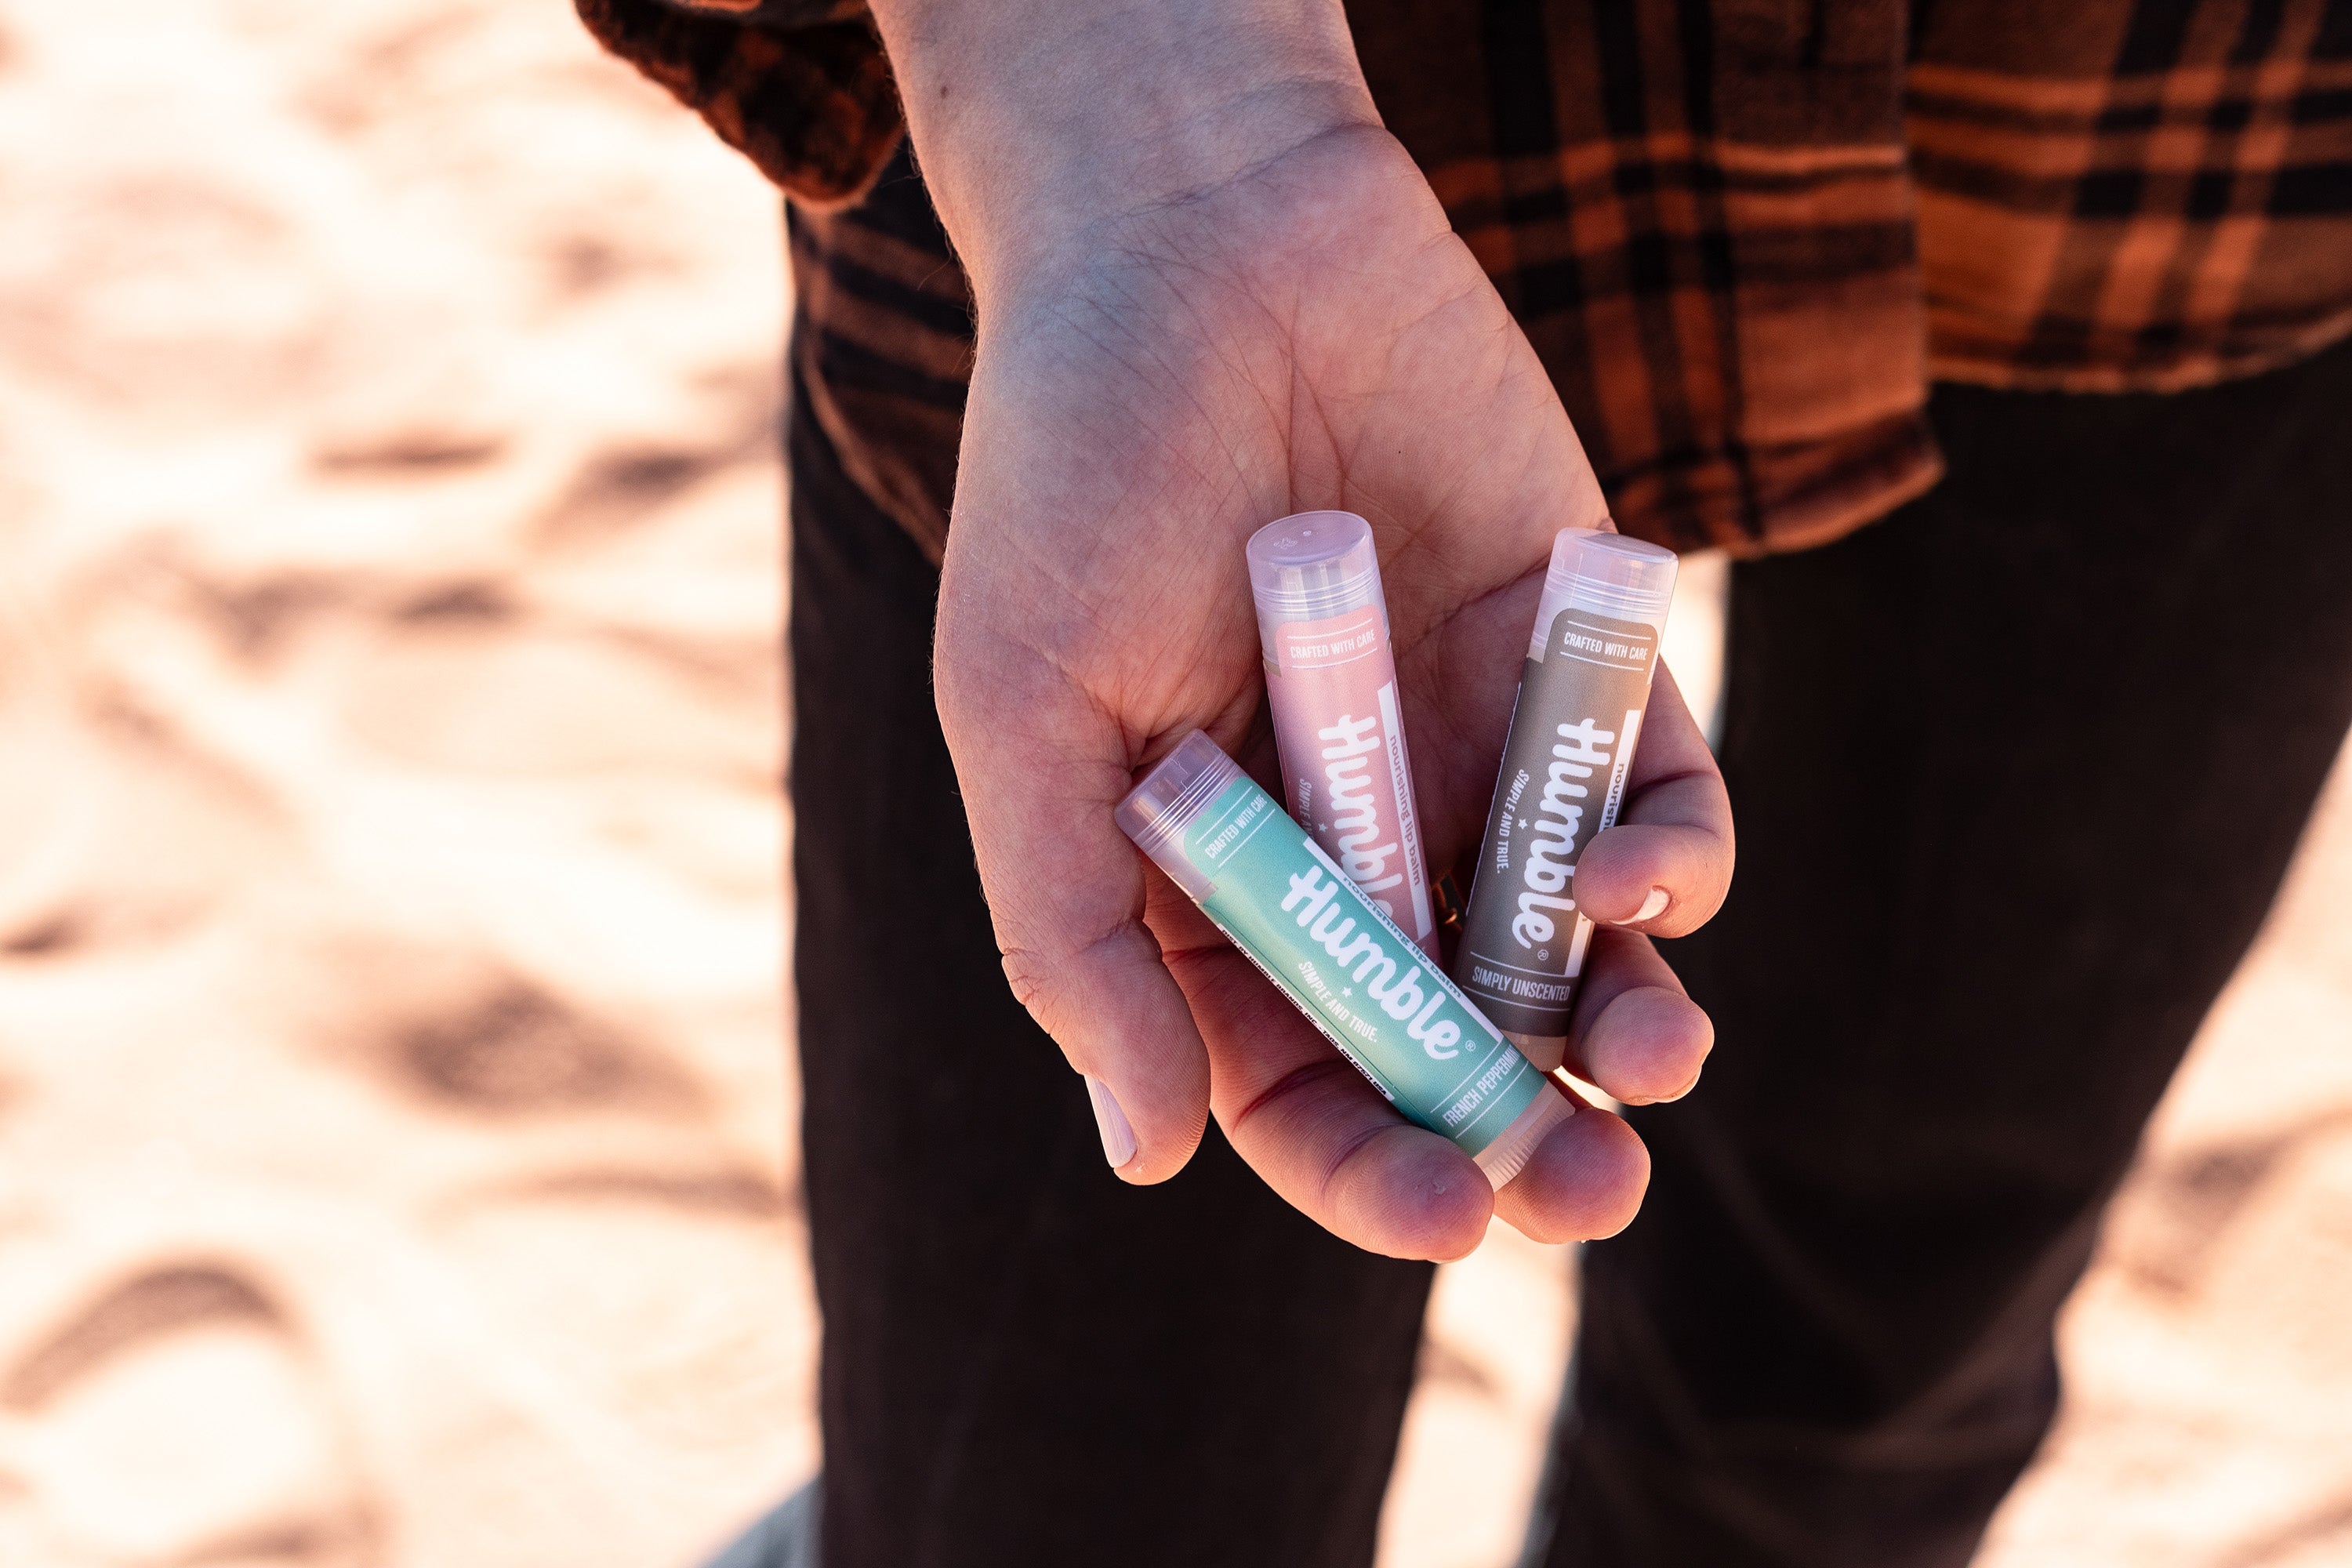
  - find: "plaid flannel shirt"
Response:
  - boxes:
[578,0,2352,559]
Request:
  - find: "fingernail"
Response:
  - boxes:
[1084,1075,1138,1168]
[1659,1062,1704,1102]
[1614,887,1670,926]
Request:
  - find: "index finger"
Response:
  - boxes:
[935,624,1213,1185]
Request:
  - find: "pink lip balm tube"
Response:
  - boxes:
[1247,510,1439,960]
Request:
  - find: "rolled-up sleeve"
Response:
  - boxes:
[575,0,903,205]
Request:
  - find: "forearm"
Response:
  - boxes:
[863,0,1378,296]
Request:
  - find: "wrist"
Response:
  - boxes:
[866,0,1380,297]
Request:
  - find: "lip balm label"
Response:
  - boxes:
[1179,771,1544,1156]
[1454,607,1660,1037]
[1265,609,1437,955]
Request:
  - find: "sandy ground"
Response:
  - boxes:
[0,5,2347,1567]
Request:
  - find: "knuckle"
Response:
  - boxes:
[1318,1118,1396,1206]
[996,916,1152,1034]
[997,944,1061,1024]
[1229,1058,1354,1143]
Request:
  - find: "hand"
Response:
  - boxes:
[886,2,1734,1259]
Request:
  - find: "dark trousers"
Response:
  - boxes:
[789,334,2352,1568]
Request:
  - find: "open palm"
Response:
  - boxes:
[935,126,1733,1259]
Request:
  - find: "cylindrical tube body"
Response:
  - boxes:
[1118,731,1573,1186]
[1451,528,1679,1070]
[1247,512,1439,958]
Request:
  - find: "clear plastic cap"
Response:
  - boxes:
[1114,730,1243,901]
[1472,1083,1577,1188]
[1247,511,1385,624]
[1530,526,1679,655]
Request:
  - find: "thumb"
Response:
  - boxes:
[935,626,1212,1183]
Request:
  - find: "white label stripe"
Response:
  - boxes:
[1287,645,1382,670]
[1374,681,1436,942]
[1463,951,1576,981]
[1564,914,1594,977]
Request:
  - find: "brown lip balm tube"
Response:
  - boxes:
[1450,528,1678,1072]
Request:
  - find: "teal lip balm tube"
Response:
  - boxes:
[1116,731,1575,1185]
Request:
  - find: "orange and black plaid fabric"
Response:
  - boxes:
[578,0,2352,558]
